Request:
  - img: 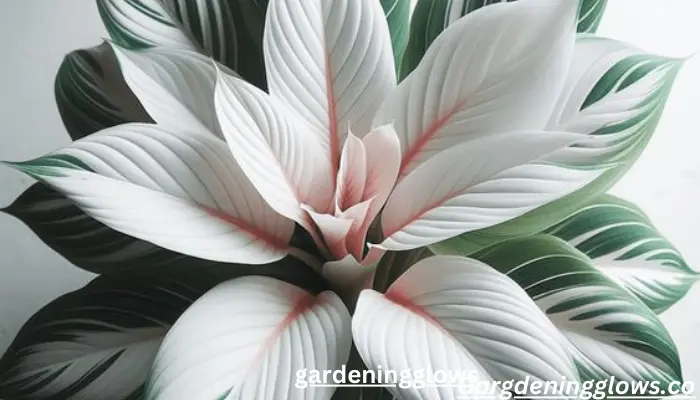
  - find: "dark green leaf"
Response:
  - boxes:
[55,42,151,140]
[380,0,410,74]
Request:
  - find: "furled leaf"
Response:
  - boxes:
[96,0,269,88]
[432,36,683,256]
[4,123,294,264]
[146,275,351,399]
[376,130,601,251]
[400,0,608,78]
[0,261,326,400]
[380,0,410,72]
[375,0,577,178]
[475,235,683,384]
[0,269,221,400]
[55,42,151,140]
[545,194,698,313]
[263,0,397,174]
[354,255,578,399]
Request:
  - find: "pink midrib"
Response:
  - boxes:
[253,293,317,366]
[203,206,289,251]
[385,288,442,329]
[325,52,340,182]
[398,100,466,177]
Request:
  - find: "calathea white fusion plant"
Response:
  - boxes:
[0,0,696,399]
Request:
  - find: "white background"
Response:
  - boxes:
[0,0,698,384]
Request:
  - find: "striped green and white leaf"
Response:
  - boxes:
[146,276,351,400]
[2,184,329,278]
[380,0,410,72]
[0,260,327,400]
[96,0,269,88]
[4,123,295,265]
[577,0,607,33]
[474,235,683,385]
[55,42,151,140]
[0,270,222,400]
[546,194,698,313]
[432,36,683,256]
[400,0,608,78]
[2,183,196,274]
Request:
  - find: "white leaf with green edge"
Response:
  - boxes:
[111,44,234,137]
[545,194,698,313]
[1,183,330,278]
[4,123,294,265]
[431,36,683,257]
[353,255,578,400]
[0,270,222,400]
[2,183,191,274]
[400,0,608,79]
[376,130,602,251]
[474,235,683,384]
[263,0,397,170]
[375,0,577,178]
[97,0,270,89]
[380,0,410,72]
[146,276,352,400]
[55,42,151,140]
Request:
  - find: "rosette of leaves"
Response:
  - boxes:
[1,0,695,399]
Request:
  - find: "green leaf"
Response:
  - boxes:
[96,0,269,88]
[474,235,683,384]
[432,36,683,256]
[372,247,434,293]
[380,0,410,74]
[55,42,151,140]
[545,194,698,313]
[577,0,607,33]
[400,0,607,79]
[1,183,326,279]
[0,261,326,400]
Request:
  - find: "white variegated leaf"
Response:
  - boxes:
[544,36,683,169]
[0,271,221,400]
[264,0,396,173]
[146,276,352,400]
[5,123,294,264]
[400,0,607,79]
[475,235,683,385]
[97,0,270,88]
[546,194,698,313]
[214,70,334,221]
[354,255,578,399]
[111,45,232,136]
[376,0,577,177]
[354,292,496,400]
[430,36,683,259]
[377,131,602,251]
